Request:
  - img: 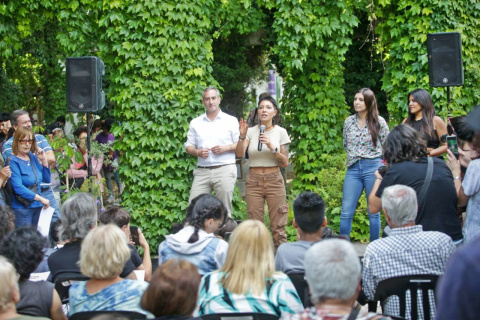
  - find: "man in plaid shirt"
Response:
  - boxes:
[362,185,456,319]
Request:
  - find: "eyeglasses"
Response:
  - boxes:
[19,139,34,145]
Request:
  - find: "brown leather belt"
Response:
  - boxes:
[197,164,232,169]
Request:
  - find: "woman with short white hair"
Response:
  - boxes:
[195,220,303,317]
[68,224,149,317]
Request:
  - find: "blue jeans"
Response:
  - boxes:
[340,157,382,241]
[14,207,42,228]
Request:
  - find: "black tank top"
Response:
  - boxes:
[410,119,440,149]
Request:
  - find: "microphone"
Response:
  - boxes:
[258,125,266,151]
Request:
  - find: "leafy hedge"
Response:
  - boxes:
[375,0,480,122]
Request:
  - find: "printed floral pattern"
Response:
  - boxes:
[343,115,389,167]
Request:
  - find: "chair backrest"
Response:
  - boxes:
[287,272,312,308]
[374,274,439,320]
[69,311,147,320]
[54,275,90,305]
[201,313,279,320]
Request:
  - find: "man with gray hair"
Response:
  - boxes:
[185,86,239,216]
[285,239,386,319]
[362,184,456,319]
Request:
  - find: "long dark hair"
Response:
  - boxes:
[186,194,226,243]
[383,124,428,164]
[405,89,436,138]
[251,96,282,126]
[356,88,381,147]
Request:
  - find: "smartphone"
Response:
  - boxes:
[130,226,140,246]
[446,135,458,154]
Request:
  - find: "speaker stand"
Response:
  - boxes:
[86,113,93,195]
[447,86,451,107]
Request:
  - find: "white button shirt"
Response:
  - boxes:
[185,110,239,167]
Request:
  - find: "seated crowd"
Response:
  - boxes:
[0,112,479,320]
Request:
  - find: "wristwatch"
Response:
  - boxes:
[271,147,278,154]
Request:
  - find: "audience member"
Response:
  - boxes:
[95,118,121,203]
[362,185,455,319]
[48,193,136,283]
[34,220,64,273]
[158,194,228,275]
[0,206,14,243]
[66,126,103,190]
[0,256,50,320]
[0,165,11,207]
[435,235,480,320]
[275,191,327,274]
[214,217,237,240]
[141,259,201,320]
[0,228,65,320]
[368,124,463,243]
[446,119,480,243]
[68,224,149,317]
[99,206,152,282]
[195,220,303,317]
[285,239,388,320]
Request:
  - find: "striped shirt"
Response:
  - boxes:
[195,271,303,317]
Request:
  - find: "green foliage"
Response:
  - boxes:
[264,0,359,192]
[375,0,480,123]
[94,0,218,253]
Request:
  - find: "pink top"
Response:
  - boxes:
[67,153,103,179]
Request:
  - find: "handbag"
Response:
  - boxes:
[8,156,39,207]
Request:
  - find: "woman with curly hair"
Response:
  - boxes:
[158,194,228,275]
[368,124,462,243]
[403,88,448,157]
[0,227,65,320]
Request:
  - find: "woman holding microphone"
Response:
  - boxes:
[236,96,290,251]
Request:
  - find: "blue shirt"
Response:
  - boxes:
[69,279,150,317]
[2,134,53,161]
[8,152,51,209]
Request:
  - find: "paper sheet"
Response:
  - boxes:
[29,272,50,282]
[37,206,54,237]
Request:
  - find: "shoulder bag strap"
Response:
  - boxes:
[346,307,360,320]
[416,156,433,223]
[27,153,39,186]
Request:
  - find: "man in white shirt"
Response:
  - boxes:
[185,87,239,216]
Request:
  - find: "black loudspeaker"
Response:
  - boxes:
[66,56,105,113]
[427,32,463,87]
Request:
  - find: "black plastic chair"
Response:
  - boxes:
[69,311,146,320]
[55,275,90,305]
[201,313,279,320]
[370,274,439,320]
[287,272,312,308]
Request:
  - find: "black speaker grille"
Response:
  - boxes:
[427,32,464,87]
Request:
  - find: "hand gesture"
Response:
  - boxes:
[197,148,210,159]
[0,166,11,181]
[211,145,228,155]
[138,228,149,250]
[36,148,47,165]
[259,133,273,150]
[239,118,248,138]
[39,196,50,209]
[446,149,461,177]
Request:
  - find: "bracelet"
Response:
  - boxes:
[454,176,462,181]
[239,136,246,141]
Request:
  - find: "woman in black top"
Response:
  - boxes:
[403,88,447,157]
[368,125,463,243]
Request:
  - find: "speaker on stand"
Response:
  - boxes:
[66,56,106,193]
[427,32,463,106]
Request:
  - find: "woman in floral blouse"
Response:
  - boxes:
[339,88,389,241]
